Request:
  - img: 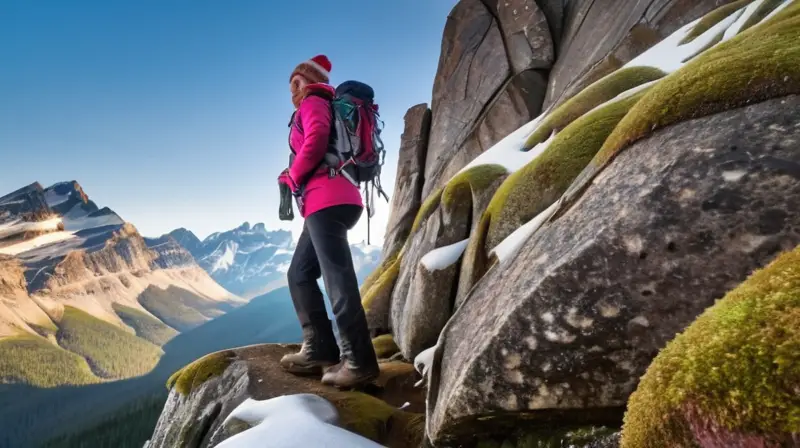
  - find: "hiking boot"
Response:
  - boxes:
[321,358,380,388]
[321,323,379,388]
[280,321,340,375]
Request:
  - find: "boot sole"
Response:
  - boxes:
[322,371,380,389]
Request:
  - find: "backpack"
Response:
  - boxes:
[289,81,389,244]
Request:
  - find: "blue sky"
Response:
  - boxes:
[0,0,457,243]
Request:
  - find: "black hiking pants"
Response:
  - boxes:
[287,204,373,362]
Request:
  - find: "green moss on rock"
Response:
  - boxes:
[363,166,501,326]
[598,2,800,166]
[372,334,400,359]
[320,390,424,448]
[361,248,401,299]
[524,66,666,149]
[441,164,508,209]
[411,187,444,234]
[679,0,752,44]
[741,0,785,31]
[621,246,800,447]
[485,89,649,250]
[362,253,402,313]
[456,214,493,309]
[166,349,236,396]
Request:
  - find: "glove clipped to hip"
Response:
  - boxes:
[278,169,302,220]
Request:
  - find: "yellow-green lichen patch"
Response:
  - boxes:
[621,246,800,447]
[550,54,625,112]
[741,0,786,31]
[679,0,752,44]
[361,252,402,313]
[166,349,236,396]
[485,89,649,250]
[441,165,508,209]
[455,213,493,309]
[361,248,401,299]
[407,166,506,246]
[372,334,400,359]
[320,390,425,448]
[524,66,666,149]
[598,2,800,166]
[410,187,444,234]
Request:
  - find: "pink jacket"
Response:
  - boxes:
[287,83,363,218]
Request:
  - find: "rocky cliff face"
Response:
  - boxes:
[150,1,799,447]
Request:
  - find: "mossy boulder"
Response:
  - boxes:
[392,165,507,359]
[456,89,651,308]
[150,344,425,448]
[426,94,800,445]
[524,66,665,149]
[598,2,800,166]
[167,349,236,396]
[485,89,648,253]
[621,246,800,447]
[553,2,800,224]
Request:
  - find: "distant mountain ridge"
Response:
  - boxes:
[168,222,382,298]
[0,180,242,388]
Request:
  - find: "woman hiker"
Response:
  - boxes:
[277,54,380,388]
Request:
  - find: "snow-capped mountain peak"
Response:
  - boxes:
[166,223,381,299]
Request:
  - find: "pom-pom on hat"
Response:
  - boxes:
[290,54,332,84]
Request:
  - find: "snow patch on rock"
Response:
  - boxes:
[414,344,437,388]
[217,394,383,448]
[491,199,561,263]
[625,5,745,73]
[420,239,469,272]
[455,108,555,176]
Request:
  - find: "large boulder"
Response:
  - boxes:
[423,0,508,198]
[421,0,553,199]
[621,245,800,448]
[425,95,800,444]
[392,165,507,360]
[455,84,653,308]
[149,344,424,448]
[382,104,431,260]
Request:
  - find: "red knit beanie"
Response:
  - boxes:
[290,55,332,84]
